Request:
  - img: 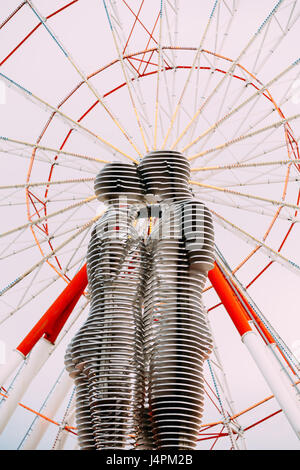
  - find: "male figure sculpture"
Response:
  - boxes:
[64,162,146,450]
[138,150,215,449]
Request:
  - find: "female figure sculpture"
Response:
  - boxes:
[64,162,146,450]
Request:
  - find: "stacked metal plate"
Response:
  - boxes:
[65,153,215,450]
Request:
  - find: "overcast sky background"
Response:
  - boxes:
[0,0,300,450]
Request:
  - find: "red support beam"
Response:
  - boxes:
[0,0,80,66]
[208,263,298,375]
[208,262,276,345]
[17,264,88,357]
[208,263,252,338]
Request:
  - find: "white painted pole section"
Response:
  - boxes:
[242,331,300,440]
[22,371,73,449]
[0,350,24,387]
[267,343,300,403]
[0,338,53,434]
[53,404,76,450]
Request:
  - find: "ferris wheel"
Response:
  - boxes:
[0,0,300,450]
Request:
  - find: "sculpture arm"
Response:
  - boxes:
[87,215,133,282]
[182,201,215,275]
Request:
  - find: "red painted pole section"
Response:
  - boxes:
[209,263,275,344]
[45,287,85,344]
[238,295,275,345]
[208,263,252,337]
[210,263,297,375]
[17,264,88,357]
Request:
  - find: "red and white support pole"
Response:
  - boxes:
[0,265,88,434]
[22,370,73,450]
[209,263,300,441]
[17,264,88,358]
[0,337,53,433]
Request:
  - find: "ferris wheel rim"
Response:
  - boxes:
[18,45,299,290]
[1,0,300,450]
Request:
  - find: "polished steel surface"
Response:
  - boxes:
[65,153,215,450]
[139,151,215,449]
[65,163,146,450]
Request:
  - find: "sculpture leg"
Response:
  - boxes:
[146,254,213,449]
[64,345,97,449]
[74,374,97,450]
[85,284,145,449]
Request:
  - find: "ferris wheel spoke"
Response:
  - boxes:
[186,104,246,187]
[5,212,90,265]
[17,367,70,450]
[0,149,98,175]
[0,203,95,266]
[45,199,99,241]
[0,177,95,191]
[0,196,92,208]
[197,155,293,189]
[0,1,80,66]
[190,179,300,212]
[0,227,29,260]
[170,0,287,150]
[163,0,179,69]
[1,195,97,239]
[252,14,274,75]
[102,0,149,154]
[215,249,300,380]
[0,221,87,262]
[132,76,155,142]
[253,1,300,74]
[0,254,88,327]
[161,0,220,149]
[0,72,136,163]
[52,388,76,450]
[0,187,25,206]
[153,0,164,150]
[117,58,154,143]
[224,70,300,147]
[203,1,242,125]
[0,136,109,165]
[182,57,300,153]
[188,112,300,161]
[191,157,300,173]
[217,1,240,54]
[194,132,299,185]
[62,226,91,274]
[215,173,300,189]
[25,0,142,159]
[0,213,99,298]
[211,208,300,275]
[196,192,297,222]
[0,2,27,30]
[14,263,44,312]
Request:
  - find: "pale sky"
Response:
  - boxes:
[0,0,300,450]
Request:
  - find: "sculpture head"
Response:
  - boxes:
[94,162,144,204]
[137,150,192,202]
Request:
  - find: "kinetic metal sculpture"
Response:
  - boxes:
[138,151,215,449]
[65,162,146,450]
[65,151,215,450]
